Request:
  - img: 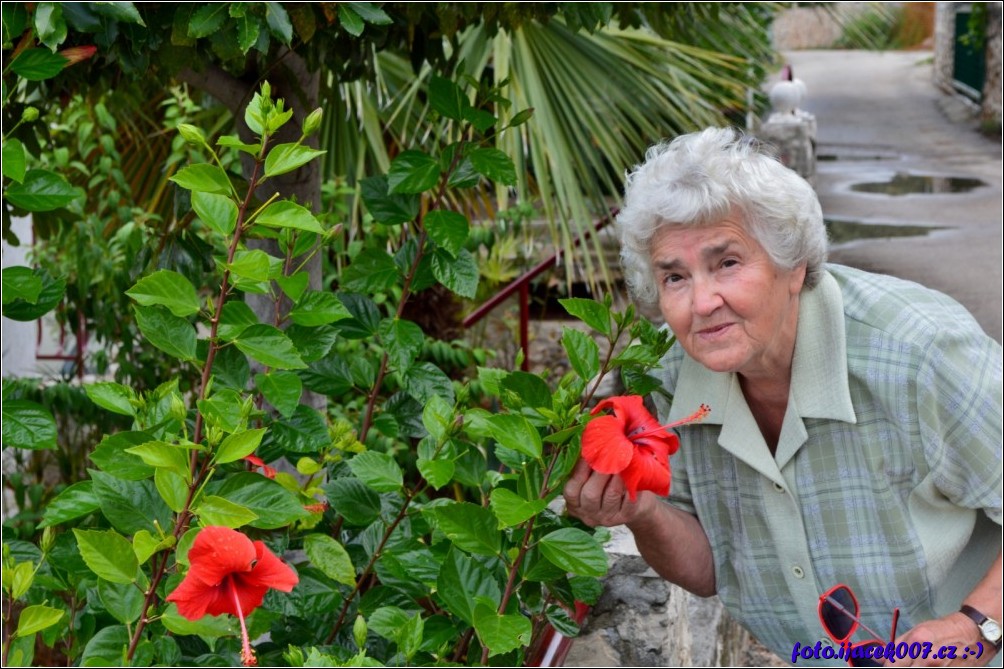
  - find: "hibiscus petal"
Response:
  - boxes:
[613,395,662,437]
[187,526,257,587]
[245,541,299,593]
[620,449,671,502]
[202,580,244,618]
[581,414,635,474]
[226,578,270,616]
[166,572,215,620]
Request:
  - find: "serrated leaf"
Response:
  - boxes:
[162,604,235,637]
[194,495,259,528]
[562,328,601,380]
[322,477,381,526]
[559,297,612,336]
[378,318,424,370]
[217,300,258,340]
[267,404,329,454]
[424,210,469,257]
[215,428,266,464]
[303,534,356,587]
[155,468,188,513]
[437,547,501,624]
[421,395,454,442]
[338,5,364,36]
[134,305,197,361]
[430,502,500,556]
[10,48,66,80]
[342,248,399,293]
[2,270,64,321]
[473,603,532,657]
[73,529,139,584]
[347,2,392,24]
[289,291,351,326]
[213,473,310,529]
[489,488,548,528]
[233,324,306,369]
[264,1,293,42]
[217,135,261,154]
[429,76,467,121]
[191,191,238,236]
[126,270,200,317]
[188,4,228,37]
[1,266,41,304]
[1,400,57,450]
[4,168,79,211]
[387,150,440,195]
[124,441,191,478]
[402,361,455,405]
[85,382,137,416]
[92,470,172,534]
[431,247,479,298]
[38,481,98,528]
[15,605,64,638]
[80,625,130,666]
[169,163,232,195]
[90,432,155,480]
[2,138,26,183]
[348,451,403,493]
[264,142,325,177]
[486,414,542,460]
[468,148,517,186]
[133,530,174,565]
[539,528,608,577]
[235,11,261,52]
[255,200,324,234]
[254,372,302,418]
[360,175,419,225]
[98,579,144,625]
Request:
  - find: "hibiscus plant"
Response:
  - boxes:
[2,79,676,667]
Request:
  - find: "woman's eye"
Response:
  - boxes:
[721,258,739,269]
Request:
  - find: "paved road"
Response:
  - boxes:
[784,50,1003,342]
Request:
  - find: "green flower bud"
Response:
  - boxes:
[353,615,368,650]
[177,123,205,146]
[22,107,39,122]
[302,108,323,136]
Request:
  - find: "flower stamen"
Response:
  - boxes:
[631,403,711,440]
[229,576,257,667]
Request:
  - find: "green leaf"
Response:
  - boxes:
[39,481,98,528]
[98,579,145,625]
[276,272,310,303]
[2,138,26,183]
[4,168,79,211]
[468,148,517,186]
[489,488,548,528]
[387,150,441,195]
[424,210,469,258]
[84,382,137,416]
[233,323,306,369]
[73,529,139,584]
[559,298,612,336]
[429,76,467,122]
[194,495,259,528]
[217,135,261,154]
[2,270,64,321]
[437,547,501,625]
[255,200,324,234]
[225,249,272,282]
[134,305,197,361]
[191,191,238,236]
[303,534,356,587]
[1,400,57,450]
[188,4,228,37]
[264,142,326,177]
[91,469,173,535]
[162,604,236,638]
[15,605,64,638]
[431,248,478,298]
[217,300,258,340]
[402,361,455,405]
[80,625,130,666]
[463,107,497,133]
[347,2,392,24]
[562,328,601,380]
[473,603,532,657]
[124,441,191,478]
[235,11,261,52]
[197,387,244,434]
[322,477,380,527]
[215,428,266,464]
[90,432,155,480]
[429,502,500,556]
[421,394,454,443]
[360,175,419,225]
[500,371,552,410]
[2,5,27,49]
[342,248,399,293]
[486,414,542,460]
[169,163,232,195]
[1,267,41,304]
[378,318,424,370]
[254,372,302,418]
[507,108,535,128]
[348,451,403,493]
[133,530,175,565]
[10,48,66,80]
[289,291,351,326]
[338,5,364,36]
[126,270,200,317]
[264,1,293,43]
[214,473,310,529]
[267,404,329,455]
[155,468,188,513]
[417,457,455,491]
[539,528,608,577]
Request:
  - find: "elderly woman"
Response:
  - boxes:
[564,128,1002,665]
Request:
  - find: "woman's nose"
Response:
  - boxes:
[692,275,723,316]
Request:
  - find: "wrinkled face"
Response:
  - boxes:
[649,214,806,381]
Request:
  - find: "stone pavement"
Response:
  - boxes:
[786,49,1003,343]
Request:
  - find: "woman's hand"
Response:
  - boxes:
[885,613,994,667]
[562,459,660,528]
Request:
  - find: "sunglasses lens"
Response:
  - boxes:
[820,587,857,639]
[848,641,884,667]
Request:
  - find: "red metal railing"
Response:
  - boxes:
[462,212,616,371]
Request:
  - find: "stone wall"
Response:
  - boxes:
[770,4,871,50]
[933,3,1003,126]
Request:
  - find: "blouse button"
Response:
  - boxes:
[773,482,785,493]
[791,565,805,579]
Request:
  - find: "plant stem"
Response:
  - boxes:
[582,321,626,407]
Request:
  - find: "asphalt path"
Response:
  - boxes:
[783,50,1003,343]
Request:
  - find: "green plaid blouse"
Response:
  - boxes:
[654,264,1002,663]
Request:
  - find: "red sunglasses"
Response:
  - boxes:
[818,584,900,668]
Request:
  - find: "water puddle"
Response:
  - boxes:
[850,172,986,195]
[826,219,942,245]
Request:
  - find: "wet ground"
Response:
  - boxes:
[786,50,1003,342]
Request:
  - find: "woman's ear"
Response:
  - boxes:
[789,262,808,295]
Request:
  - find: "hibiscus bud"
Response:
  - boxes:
[58,45,97,68]
[302,108,323,136]
[170,395,187,422]
[22,107,39,123]
[40,527,55,553]
[353,614,368,650]
[177,123,205,146]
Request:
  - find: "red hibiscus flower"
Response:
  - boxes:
[581,396,709,501]
[244,454,276,479]
[166,526,298,666]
